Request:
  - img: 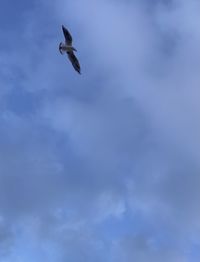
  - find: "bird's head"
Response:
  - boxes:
[59,42,64,54]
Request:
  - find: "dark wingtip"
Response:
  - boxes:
[76,70,81,74]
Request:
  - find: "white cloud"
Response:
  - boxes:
[1,0,200,261]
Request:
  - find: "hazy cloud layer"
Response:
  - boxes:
[0,0,200,261]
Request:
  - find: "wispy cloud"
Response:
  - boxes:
[0,0,200,261]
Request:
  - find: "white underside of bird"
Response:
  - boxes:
[59,43,77,53]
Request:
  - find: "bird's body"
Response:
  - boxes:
[59,42,77,52]
[59,25,81,74]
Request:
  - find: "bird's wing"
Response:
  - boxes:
[67,51,81,74]
[62,25,73,45]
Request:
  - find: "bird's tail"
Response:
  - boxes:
[71,47,77,52]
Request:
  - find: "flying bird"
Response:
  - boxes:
[59,25,81,74]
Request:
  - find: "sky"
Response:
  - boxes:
[0,0,200,261]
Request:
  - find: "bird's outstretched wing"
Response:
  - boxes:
[62,25,73,45]
[67,51,81,74]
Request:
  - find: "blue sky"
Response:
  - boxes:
[0,0,200,261]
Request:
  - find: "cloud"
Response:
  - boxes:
[0,0,200,261]
[111,234,186,262]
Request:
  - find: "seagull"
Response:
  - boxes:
[59,25,81,74]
